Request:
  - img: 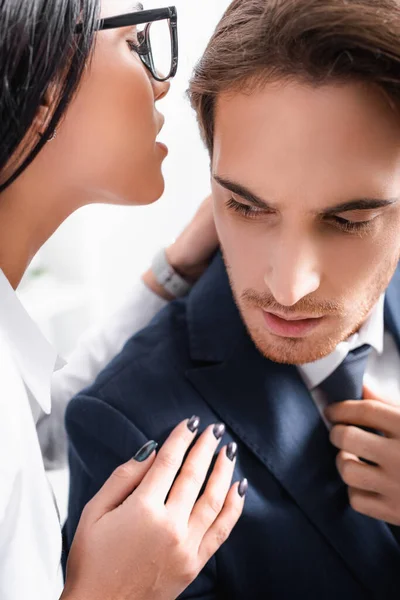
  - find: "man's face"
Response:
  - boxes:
[212,81,400,365]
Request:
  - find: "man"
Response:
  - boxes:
[65,0,400,597]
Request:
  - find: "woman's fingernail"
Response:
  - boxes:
[187,415,200,433]
[226,442,238,462]
[213,423,226,440]
[133,440,158,462]
[238,478,248,498]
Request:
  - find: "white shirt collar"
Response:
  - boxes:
[0,269,65,415]
[298,295,385,391]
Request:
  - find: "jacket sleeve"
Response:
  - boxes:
[65,393,219,600]
[38,280,167,470]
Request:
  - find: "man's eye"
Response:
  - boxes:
[225,197,268,218]
[330,215,373,233]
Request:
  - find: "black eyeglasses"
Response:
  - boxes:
[76,6,178,82]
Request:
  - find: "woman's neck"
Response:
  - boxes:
[0,178,75,289]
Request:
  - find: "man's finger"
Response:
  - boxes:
[325,399,400,437]
[347,487,395,523]
[336,450,389,495]
[330,424,388,464]
[363,385,400,408]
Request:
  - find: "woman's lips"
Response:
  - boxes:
[262,310,324,338]
[156,141,168,154]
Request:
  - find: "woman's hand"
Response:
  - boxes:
[143,195,218,300]
[166,194,218,282]
[61,417,246,600]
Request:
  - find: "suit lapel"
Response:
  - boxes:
[186,254,400,599]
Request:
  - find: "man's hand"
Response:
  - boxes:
[325,387,400,525]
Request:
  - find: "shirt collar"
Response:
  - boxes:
[0,269,65,415]
[298,294,385,391]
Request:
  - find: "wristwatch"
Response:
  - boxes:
[151,248,192,298]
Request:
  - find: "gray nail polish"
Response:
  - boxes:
[133,440,158,462]
[187,415,200,433]
[226,442,238,462]
[213,423,226,440]
[238,478,248,498]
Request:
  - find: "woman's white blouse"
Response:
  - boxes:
[0,269,166,600]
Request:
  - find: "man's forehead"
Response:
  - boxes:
[213,82,400,181]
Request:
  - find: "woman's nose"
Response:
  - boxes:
[152,77,170,102]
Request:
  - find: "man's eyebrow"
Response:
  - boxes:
[214,175,398,214]
[322,198,398,215]
[213,175,274,209]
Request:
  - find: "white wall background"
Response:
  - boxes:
[20,0,231,357]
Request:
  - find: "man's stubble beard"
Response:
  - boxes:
[221,250,399,365]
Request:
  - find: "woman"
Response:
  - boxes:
[0,1,245,599]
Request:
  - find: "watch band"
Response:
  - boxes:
[151,248,192,298]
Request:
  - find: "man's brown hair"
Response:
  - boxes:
[188,0,400,155]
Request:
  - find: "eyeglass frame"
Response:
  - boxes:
[75,7,178,83]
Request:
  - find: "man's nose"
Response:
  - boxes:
[265,236,321,307]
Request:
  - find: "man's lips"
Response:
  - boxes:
[267,310,325,321]
[262,310,325,338]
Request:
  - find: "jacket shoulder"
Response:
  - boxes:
[66,297,200,437]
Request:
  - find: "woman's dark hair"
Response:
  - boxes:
[189,0,400,156]
[0,0,100,192]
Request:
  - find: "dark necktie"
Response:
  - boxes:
[319,344,372,404]
[319,344,400,545]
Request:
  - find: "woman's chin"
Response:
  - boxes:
[94,165,166,207]
[125,174,165,207]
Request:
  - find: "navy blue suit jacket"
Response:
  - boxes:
[65,254,400,599]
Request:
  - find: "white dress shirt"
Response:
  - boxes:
[44,279,168,469]
[298,295,400,427]
[0,268,166,600]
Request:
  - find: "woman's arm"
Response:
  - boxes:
[39,196,218,468]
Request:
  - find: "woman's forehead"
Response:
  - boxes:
[100,0,142,19]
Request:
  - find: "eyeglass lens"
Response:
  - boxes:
[138,19,173,80]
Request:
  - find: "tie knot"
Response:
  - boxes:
[319,344,372,405]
